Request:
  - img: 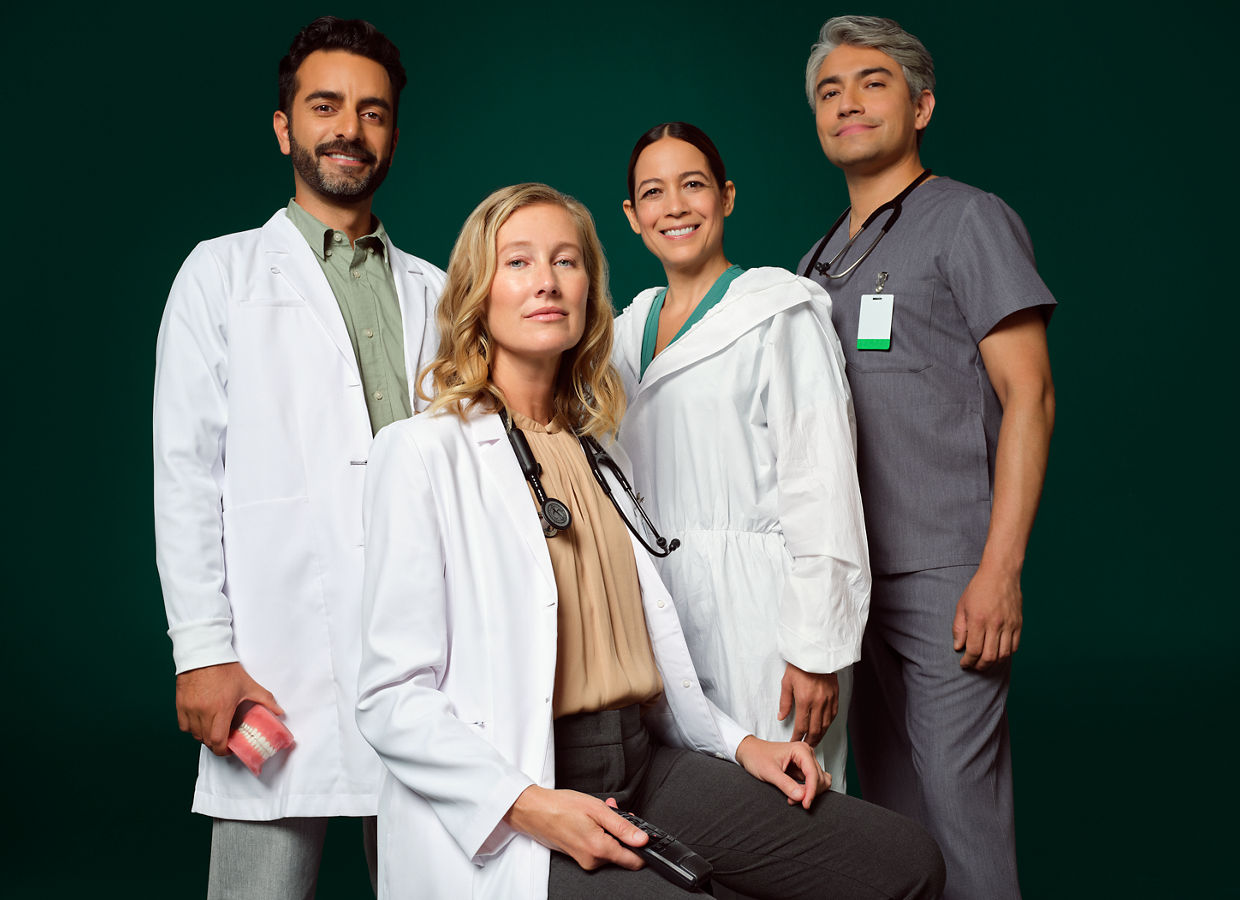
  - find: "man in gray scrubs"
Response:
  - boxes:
[154,17,443,897]
[798,16,1055,900]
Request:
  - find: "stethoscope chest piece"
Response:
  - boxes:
[540,498,572,536]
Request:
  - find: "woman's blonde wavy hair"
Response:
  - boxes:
[418,183,626,438]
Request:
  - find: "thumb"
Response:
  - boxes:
[244,682,285,718]
[951,605,967,652]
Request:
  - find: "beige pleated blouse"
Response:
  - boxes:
[510,412,664,719]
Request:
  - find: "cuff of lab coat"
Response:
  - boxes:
[169,618,239,674]
[468,774,536,863]
[778,628,860,677]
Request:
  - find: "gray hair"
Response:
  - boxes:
[805,15,935,108]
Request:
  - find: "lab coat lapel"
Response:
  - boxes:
[464,412,557,592]
[635,278,806,397]
[260,211,360,378]
[387,243,433,397]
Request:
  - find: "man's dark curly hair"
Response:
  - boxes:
[277,17,407,123]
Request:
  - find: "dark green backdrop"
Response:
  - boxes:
[7,1,1234,895]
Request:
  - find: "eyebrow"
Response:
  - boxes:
[304,90,392,112]
[815,65,895,93]
[636,170,712,192]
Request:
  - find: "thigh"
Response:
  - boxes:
[634,748,943,900]
[208,817,328,900]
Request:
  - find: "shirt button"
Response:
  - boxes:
[325,250,332,257]
[364,328,374,339]
[333,234,343,243]
[367,247,375,255]
[373,391,384,401]
[682,680,691,689]
[352,270,361,279]
[656,600,665,609]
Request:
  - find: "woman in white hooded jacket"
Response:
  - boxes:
[613,123,870,787]
[356,182,943,900]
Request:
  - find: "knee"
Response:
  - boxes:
[901,819,947,900]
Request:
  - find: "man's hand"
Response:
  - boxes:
[175,662,284,755]
[952,565,1022,670]
[735,735,830,809]
[777,663,839,746]
[503,786,648,871]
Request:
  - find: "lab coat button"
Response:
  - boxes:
[682,680,691,688]
[656,600,665,609]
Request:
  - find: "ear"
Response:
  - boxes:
[721,180,736,218]
[622,199,641,235]
[914,90,935,131]
[273,110,292,156]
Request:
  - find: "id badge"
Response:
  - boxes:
[857,294,893,350]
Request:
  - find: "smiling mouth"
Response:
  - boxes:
[324,152,368,165]
[661,225,699,238]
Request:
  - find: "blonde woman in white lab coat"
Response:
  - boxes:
[614,122,871,787]
[356,183,943,899]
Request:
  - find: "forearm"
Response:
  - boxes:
[978,381,1054,577]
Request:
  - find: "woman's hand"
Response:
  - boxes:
[503,786,649,870]
[734,736,830,809]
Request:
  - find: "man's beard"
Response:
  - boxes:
[289,134,391,201]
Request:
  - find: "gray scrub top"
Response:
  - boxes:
[799,177,1056,575]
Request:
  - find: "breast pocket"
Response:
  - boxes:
[837,266,936,372]
[239,295,307,308]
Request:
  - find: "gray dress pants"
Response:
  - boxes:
[850,566,1020,900]
[547,705,944,899]
[207,816,377,900]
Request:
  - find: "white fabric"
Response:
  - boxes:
[153,209,445,820]
[356,409,750,900]
[612,266,871,781]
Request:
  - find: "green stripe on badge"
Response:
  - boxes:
[857,338,891,350]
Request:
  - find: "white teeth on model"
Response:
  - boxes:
[664,226,696,236]
[327,154,362,161]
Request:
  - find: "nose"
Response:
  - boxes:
[837,84,863,117]
[666,187,688,216]
[535,263,561,296]
[336,115,361,139]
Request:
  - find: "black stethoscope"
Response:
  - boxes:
[501,409,680,558]
[800,169,932,280]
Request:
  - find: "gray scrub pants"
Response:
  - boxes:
[207,815,377,900]
[548,705,944,899]
[850,565,1020,900]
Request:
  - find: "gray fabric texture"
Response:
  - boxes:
[547,707,944,899]
[207,816,378,899]
[849,566,1018,900]
[799,177,1056,575]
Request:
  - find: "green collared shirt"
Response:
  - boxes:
[286,199,410,434]
[640,265,744,378]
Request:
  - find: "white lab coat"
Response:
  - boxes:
[153,209,445,819]
[356,408,750,900]
[612,267,871,783]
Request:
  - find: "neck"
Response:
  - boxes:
[663,253,731,313]
[843,155,926,236]
[491,355,560,425]
[293,186,376,245]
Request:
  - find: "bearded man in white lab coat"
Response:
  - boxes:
[153,16,444,898]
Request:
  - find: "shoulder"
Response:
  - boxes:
[918,178,1029,232]
[719,266,831,318]
[613,286,661,355]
